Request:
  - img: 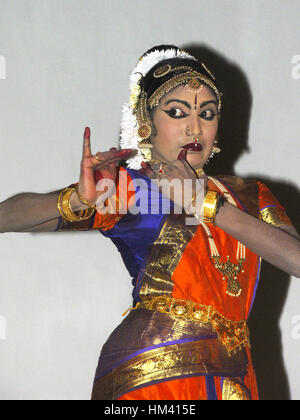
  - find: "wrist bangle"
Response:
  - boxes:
[75,185,97,211]
[202,190,220,224]
[57,187,95,222]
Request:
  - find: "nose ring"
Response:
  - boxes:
[185,126,202,140]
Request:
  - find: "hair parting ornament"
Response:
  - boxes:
[120,47,221,169]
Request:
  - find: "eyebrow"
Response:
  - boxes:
[163,99,191,109]
[163,99,217,109]
[199,100,217,109]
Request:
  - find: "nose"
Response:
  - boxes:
[187,114,203,137]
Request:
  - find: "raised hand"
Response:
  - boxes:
[78,127,132,206]
[141,150,206,215]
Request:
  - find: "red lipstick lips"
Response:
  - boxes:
[182,143,203,152]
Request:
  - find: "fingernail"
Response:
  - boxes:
[140,161,152,175]
[84,127,90,139]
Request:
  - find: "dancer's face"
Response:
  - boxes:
[150,84,219,169]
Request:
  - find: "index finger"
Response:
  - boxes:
[177,150,197,175]
[82,127,92,157]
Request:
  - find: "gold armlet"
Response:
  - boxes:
[202,190,220,224]
[57,187,95,222]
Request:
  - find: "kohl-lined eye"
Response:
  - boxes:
[163,107,187,119]
[200,109,217,120]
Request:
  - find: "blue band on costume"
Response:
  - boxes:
[100,168,174,300]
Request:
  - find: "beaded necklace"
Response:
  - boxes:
[201,177,246,297]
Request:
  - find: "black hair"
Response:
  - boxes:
[138,44,220,107]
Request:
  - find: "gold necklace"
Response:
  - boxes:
[195,167,205,177]
[201,177,246,297]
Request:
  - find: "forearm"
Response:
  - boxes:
[0,192,60,232]
[215,202,300,278]
[0,190,86,233]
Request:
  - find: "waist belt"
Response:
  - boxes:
[135,296,250,353]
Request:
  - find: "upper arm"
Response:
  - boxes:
[278,224,300,240]
[257,180,300,238]
[258,181,294,228]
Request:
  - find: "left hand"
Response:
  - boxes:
[140,150,206,215]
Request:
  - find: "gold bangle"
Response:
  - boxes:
[75,185,97,211]
[57,188,72,220]
[57,187,95,222]
[202,190,220,224]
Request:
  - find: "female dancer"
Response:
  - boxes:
[1,45,299,400]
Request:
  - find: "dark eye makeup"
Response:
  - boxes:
[163,107,217,121]
[163,107,187,119]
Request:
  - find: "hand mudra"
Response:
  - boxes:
[78,127,133,206]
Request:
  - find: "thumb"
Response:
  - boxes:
[140,161,155,177]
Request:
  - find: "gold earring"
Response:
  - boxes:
[137,91,152,140]
[212,137,221,154]
[138,138,153,162]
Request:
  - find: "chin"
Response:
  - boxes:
[186,155,205,169]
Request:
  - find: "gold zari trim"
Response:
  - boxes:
[222,378,251,400]
[135,296,250,353]
[260,206,292,227]
[139,216,196,299]
[92,338,247,400]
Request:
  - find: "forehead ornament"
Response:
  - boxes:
[153,64,172,78]
[187,76,204,94]
[148,70,221,111]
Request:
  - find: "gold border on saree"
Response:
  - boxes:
[135,296,250,353]
[91,338,247,400]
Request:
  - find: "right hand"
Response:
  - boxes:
[140,150,206,215]
[78,127,133,205]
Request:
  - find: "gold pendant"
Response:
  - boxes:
[226,277,242,297]
[213,257,244,298]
